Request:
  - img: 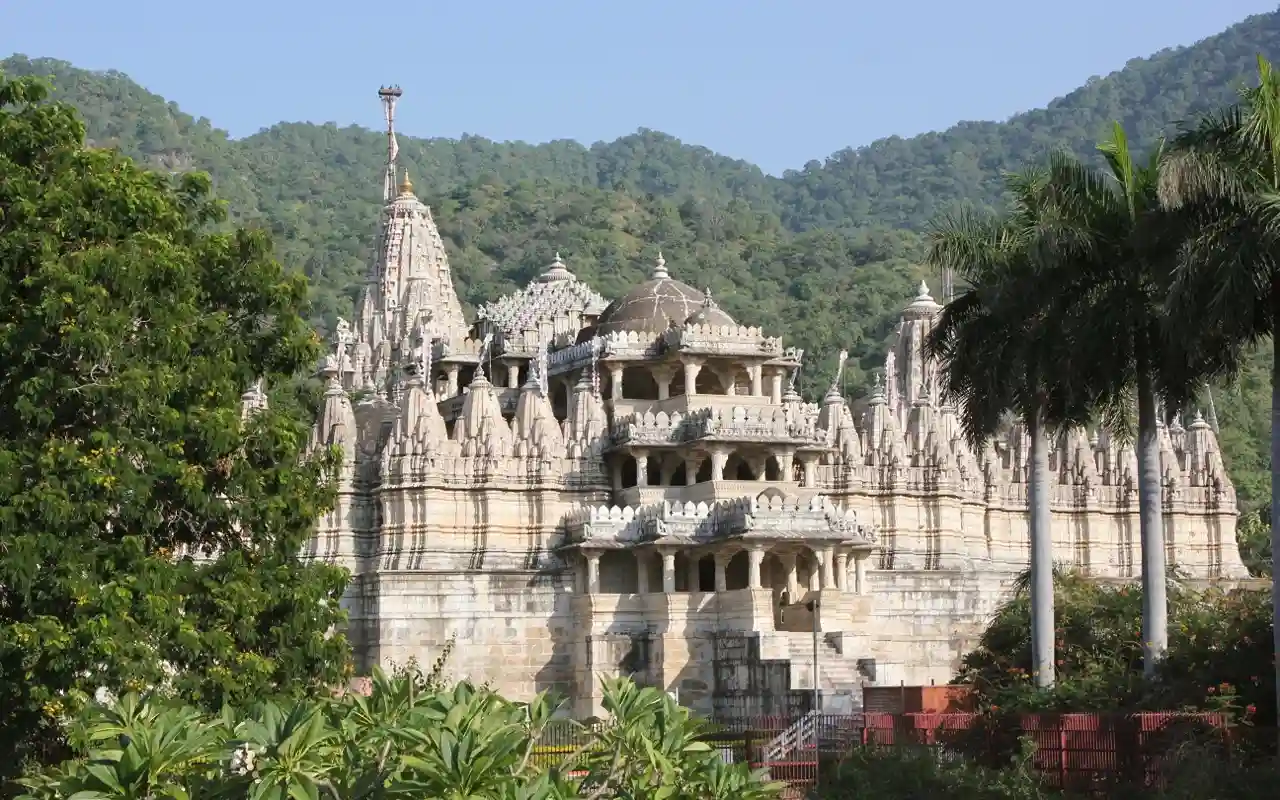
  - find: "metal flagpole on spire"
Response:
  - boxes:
[378,85,403,203]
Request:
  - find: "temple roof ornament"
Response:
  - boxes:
[825,349,849,402]
[539,252,575,282]
[683,286,736,328]
[903,280,942,317]
[595,252,716,335]
[477,254,608,342]
[652,251,669,280]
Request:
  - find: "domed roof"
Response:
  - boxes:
[684,289,736,328]
[596,254,733,335]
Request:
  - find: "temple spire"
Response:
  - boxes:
[378,85,403,204]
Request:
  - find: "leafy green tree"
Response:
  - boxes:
[926,170,1097,689]
[0,72,350,771]
[1237,507,1274,577]
[1157,54,1280,730]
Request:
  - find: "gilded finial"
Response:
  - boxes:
[398,170,414,195]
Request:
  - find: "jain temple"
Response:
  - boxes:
[278,88,1248,717]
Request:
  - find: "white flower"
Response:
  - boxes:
[229,744,258,777]
[94,686,115,705]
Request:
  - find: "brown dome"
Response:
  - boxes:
[596,254,733,335]
[684,290,736,328]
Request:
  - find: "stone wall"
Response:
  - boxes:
[345,570,575,699]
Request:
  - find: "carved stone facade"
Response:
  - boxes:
[289,91,1249,718]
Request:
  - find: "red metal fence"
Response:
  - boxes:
[533,711,1238,793]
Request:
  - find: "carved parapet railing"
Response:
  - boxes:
[548,332,662,374]
[688,405,825,444]
[661,324,783,356]
[562,492,877,549]
[378,454,608,489]
[609,410,688,446]
[608,405,829,448]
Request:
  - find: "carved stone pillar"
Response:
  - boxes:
[821,546,836,589]
[801,457,817,488]
[714,552,730,592]
[610,365,624,402]
[684,456,702,485]
[722,367,737,397]
[447,364,461,398]
[748,545,765,589]
[854,551,870,595]
[652,366,674,401]
[585,551,601,594]
[835,551,849,591]
[709,448,729,481]
[780,552,799,598]
[635,450,649,488]
[778,451,796,484]
[686,557,701,592]
[770,371,783,404]
[683,359,702,396]
[637,552,650,594]
[661,550,677,594]
[506,363,520,389]
[611,460,623,491]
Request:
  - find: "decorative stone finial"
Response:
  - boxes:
[539,252,574,282]
[398,170,414,195]
[825,349,848,400]
[916,281,931,300]
[651,251,670,280]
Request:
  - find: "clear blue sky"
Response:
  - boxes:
[3,0,1276,174]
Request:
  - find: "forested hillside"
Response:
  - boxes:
[2,9,1277,512]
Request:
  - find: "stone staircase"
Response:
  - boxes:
[776,632,866,711]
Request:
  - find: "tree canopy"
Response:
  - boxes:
[0,73,350,775]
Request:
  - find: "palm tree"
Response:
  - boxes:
[926,169,1096,688]
[1031,125,1204,676]
[1158,55,1280,724]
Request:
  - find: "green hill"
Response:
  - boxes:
[2,9,1277,515]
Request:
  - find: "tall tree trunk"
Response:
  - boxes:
[1026,403,1055,688]
[1135,355,1168,677]
[1271,285,1280,734]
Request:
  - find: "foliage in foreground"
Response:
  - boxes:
[956,571,1274,725]
[817,745,1058,800]
[14,672,784,800]
[0,72,351,774]
[816,740,1280,800]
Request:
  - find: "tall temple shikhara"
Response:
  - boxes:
[297,89,1249,717]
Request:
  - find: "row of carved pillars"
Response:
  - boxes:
[613,448,820,489]
[579,545,871,596]
[605,359,787,404]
